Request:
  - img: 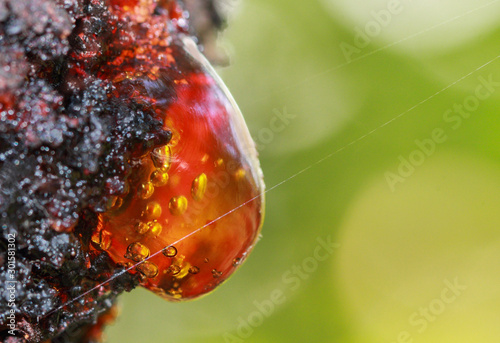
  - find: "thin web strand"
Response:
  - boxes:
[253,0,500,103]
[43,52,500,320]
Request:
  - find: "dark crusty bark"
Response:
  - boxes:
[0,0,225,341]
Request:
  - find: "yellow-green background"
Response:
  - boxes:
[108,0,500,342]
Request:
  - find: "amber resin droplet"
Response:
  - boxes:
[169,196,188,216]
[151,145,172,171]
[232,257,241,267]
[135,222,149,235]
[163,246,177,258]
[212,269,222,278]
[100,230,112,251]
[138,182,154,199]
[235,168,246,181]
[151,170,169,187]
[148,221,162,236]
[188,266,200,274]
[125,242,150,262]
[95,37,264,301]
[144,201,162,220]
[167,265,181,275]
[137,261,159,278]
[191,173,207,201]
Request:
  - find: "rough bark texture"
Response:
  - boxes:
[0,1,225,341]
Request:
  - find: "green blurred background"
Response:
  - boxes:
[107,0,500,342]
